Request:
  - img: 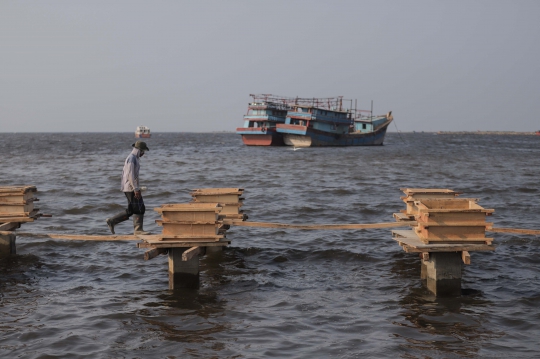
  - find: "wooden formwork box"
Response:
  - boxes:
[413,198,494,243]
[154,203,224,241]
[0,186,39,220]
[190,188,246,220]
[396,188,460,221]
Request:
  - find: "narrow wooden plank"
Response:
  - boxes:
[218,213,247,220]
[392,230,495,252]
[401,188,457,195]
[135,234,162,241]
[156,220,220,225]
[393,212,414,222]
[0,212,32,217]
[146,234,224,241]
[191,201,243,206]
[137,241,230,248]
[7,232,139,241]
[418,237,493,243]
[417,221,491,227]
[221,220,417,230]
[399,243,495,253]
[0,186,37,194]
[143,238,226,245]
[191,188,243,195]
[182,246,201,261]
[161,237,222,242]
[462,251,471,265]
[154,203,222,213]
[0,217,34,223]
[488,227,540,236]
[160,234,224,239]
[144,248,167,261]
[416,208,494,214]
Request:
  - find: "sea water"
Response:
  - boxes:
[0,132,539,358]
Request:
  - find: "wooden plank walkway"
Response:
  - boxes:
[488,227,540,236]
[222,220,416,230]
[2,224,539,245]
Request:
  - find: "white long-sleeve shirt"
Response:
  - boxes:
[121,148,141,192]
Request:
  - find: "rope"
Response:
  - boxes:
[392,119,406,143]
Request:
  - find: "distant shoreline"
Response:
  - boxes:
[436,131,537,135]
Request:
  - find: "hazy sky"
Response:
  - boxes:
[1,0,539,132]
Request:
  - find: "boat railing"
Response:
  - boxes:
[250,94,347,111]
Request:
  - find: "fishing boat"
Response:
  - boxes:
[235,94,293,146]
[276,97,393,147]
[135,126,151,138]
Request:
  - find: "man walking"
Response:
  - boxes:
[106,141,151,235]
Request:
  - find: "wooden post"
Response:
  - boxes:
[168,248,199,289]
[422,252,462,296]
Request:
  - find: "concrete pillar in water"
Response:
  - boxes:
[205,246,223,255]
[168,248,199,289]
[0,233,16,259]
[422,252,462,296]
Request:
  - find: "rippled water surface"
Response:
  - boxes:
[1,132,539,358]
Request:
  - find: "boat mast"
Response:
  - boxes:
[354,99,357,127]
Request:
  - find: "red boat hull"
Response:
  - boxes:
[135,133,151,138]
[241,133,284,146]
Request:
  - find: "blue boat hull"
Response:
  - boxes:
[280,121,391,147]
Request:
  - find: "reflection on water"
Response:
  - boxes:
[142,291,229,344]
[396,286,503,358]
[389,249,504,357]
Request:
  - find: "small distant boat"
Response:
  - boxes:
[135,126,151,138]
[536,130,540,136]
[236,94,292,146]
[276,97,392,147]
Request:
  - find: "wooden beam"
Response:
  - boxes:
[222,220,417,230]
[144,248,167,261]
[182,246,203,261]
[488,227,540,236]
[392,230,495,253]
[462,251,471,265]
[137,241,229,249]
[0,217,34,223]
[5,232,139,241]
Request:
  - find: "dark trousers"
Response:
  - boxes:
[124,191,146,216]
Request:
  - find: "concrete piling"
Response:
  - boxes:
[421,252,463,296]
[0,233,16,258]
[205,246,223,255]
[168,248,200,289]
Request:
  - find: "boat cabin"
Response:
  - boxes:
[353,112,393,133]
[135,126,151,138]
[285,106,352,134]
[241,101,289,129]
